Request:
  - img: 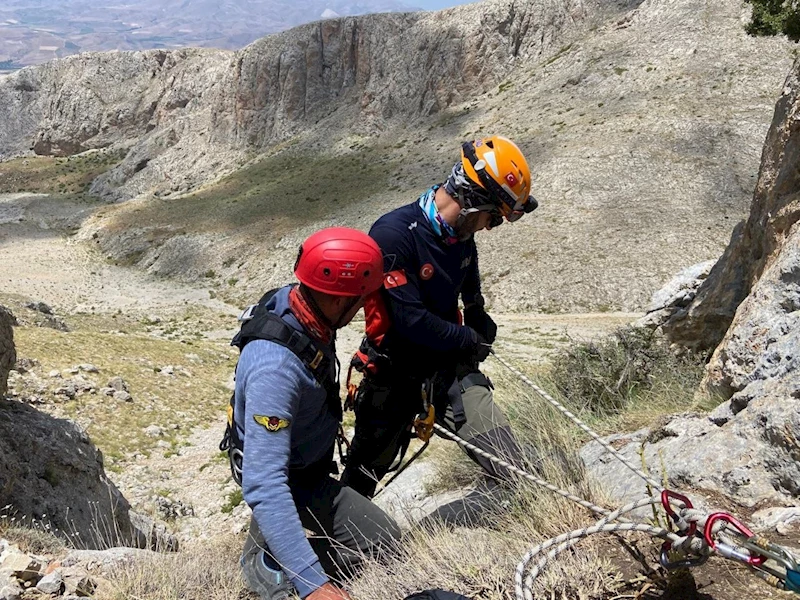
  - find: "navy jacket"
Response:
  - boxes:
[369,199,481,380]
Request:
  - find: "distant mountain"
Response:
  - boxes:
[0,0,419,69]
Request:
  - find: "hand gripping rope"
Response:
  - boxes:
[424,351,800,598]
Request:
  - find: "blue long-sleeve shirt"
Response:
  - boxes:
[369,198,481,379]
[233,286,338,598]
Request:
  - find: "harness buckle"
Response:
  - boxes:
[238,304,258,322]
[309,350,324,370]
[414,404,436,443]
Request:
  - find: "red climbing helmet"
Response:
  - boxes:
[294,227,384,297]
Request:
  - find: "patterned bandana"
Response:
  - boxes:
[444,162,493,210]
[418,186,458,245]
[288,285,333,345]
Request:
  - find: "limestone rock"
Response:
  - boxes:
[662,56,800,353]
[581,394,800,509]
[0,398,170,550]
[702,222,800,400]
[0,583,22,600]
[35,571,63,594]
[0,307,15,398]
[636,260,716,331]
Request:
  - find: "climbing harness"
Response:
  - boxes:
[372,381,437,498]
[426,350,800,599]
[220,287,343,485]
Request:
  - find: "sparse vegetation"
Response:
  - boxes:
[0,150,124,196]
[103,537,251,600]
[221,489,243,514]
[549,326,706,418]
[12,313,236,462]
[745,0,800,41]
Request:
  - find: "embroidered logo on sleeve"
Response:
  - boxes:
[254,415,290,432]
[384,269,408,289]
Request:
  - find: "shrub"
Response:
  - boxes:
[549,326,705,416]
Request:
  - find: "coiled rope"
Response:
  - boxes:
[425,352,784,599]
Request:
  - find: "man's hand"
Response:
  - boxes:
[307,583,351,599]
[465,329,492,364]
[464,304,497,344]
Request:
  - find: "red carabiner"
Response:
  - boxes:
[661,489,696,536]
[704,512,767,566]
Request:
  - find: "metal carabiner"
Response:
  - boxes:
[661,489,696,535]
[704,512,767,566]
[659,540,709,570]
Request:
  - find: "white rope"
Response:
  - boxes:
[490,351,663,490]
[432,423,623,520]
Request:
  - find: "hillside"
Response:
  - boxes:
[0,0,795,315]
[0,0,416,69]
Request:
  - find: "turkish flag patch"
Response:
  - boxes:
[420,263,434,280]
[384,269,408,289]
[505,173,518,186]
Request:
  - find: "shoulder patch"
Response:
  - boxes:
[384,269,408,289]
[254,415,290,432]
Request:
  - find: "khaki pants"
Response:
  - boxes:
[340,370,525,499]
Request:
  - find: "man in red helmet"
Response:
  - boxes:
[342,136,538,498]
[223,227,400,600]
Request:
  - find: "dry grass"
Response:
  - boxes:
[349,365,624,599]
[12,313,237,465]
[0,150,124,195]
[98,536,253,600]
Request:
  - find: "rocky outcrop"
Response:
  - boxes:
[585,58,800,516]
[581,397,800,510]
[0,399,176,551]
[0,307,15,399]
[661,56,800,354]
[0,0,591,201]
[636,260,716,332]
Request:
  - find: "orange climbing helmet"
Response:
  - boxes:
[461,136,538,222]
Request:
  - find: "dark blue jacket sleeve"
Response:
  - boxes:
[371,221,475,352]
[460,242,482,306]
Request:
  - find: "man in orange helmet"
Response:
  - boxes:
[222,227,401,600]
[342,136,538,498]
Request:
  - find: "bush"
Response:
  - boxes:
[549,326,705,416]
[744,0,800,41]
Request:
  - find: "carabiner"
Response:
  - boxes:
[659,540,709,570]
[661,489,696,535]
[704,513,767,566]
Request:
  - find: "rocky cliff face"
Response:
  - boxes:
[662,57,800,355]
[0,307,15,399]
[588,58,800,512]
[0,0,591,202]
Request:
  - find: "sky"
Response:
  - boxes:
[413,0,478,11]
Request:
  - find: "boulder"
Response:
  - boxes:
[0,307,15,398]
[581,394,800,511]
[0,399,174,551]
